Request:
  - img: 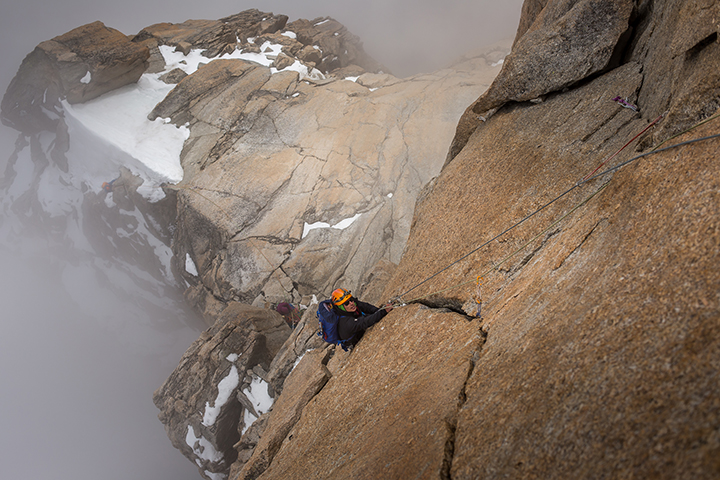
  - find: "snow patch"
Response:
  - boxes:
[244,377,273,415]
[241,376,274,434]
[333,213,362,229]
[204,470,226,480]
[186,425,223,463]
[314,19,330,26]
[271,59,325,81]
[80,71,91,84]
[158,45,212,75]
[185,253,198,276]
[61,73,188,198]
[291,351,310,373]
[282,31,297,39]
[491,58,505,67]
[302,213,362,239]
[242,410,258,435]
[202,365,240,427]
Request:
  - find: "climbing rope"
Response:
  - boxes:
[393,111,720,307]
[399,181,610,305]
[581,113,664,182]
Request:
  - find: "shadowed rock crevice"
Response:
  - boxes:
[413,297,468,317]
[441,328,485,480]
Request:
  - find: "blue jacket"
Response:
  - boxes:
[333,300,388,340]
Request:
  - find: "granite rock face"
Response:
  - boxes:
[231,347,333,480]
[8,1,717,478]
[255,305,485,480]
[159,32,507,319]
[471,0,634,114]
[381,0,720,478]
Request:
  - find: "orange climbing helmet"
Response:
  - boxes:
[331,288,352,306]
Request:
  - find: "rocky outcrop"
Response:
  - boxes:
[13,2,716,478]
[471,0,634,114]
[285,17,386,73]
[162,33,508,318]
[153,303,290,479]
[167,0,719,478]
[1,21,149,133]
[231,347,333,480]
[132,11,290,72]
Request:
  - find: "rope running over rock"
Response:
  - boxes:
[394,111,720,306]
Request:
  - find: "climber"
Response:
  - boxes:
[328,288,393,344]
[101,177,119,193]
[276,302,301,329]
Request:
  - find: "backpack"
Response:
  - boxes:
[316,300,354,350]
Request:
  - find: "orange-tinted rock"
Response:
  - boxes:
[471,0,634,114]
[382,1,720,477]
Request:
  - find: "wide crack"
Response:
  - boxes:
[411,296,473,319]
[441,319,486,479]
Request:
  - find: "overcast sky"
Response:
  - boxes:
[0,0,523,88]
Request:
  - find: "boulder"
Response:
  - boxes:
[297,45,322,65]
[471,0,634,114]
[149,59,272,129]
[159,67,188,84]
[1,21,149,133]
[272,52,295,71]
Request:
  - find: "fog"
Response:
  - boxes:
[0,1,522,479]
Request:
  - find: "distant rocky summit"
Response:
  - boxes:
[3,1,719,479]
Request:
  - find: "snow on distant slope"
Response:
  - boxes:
[61,74,188,201]
[61,39,325,203]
